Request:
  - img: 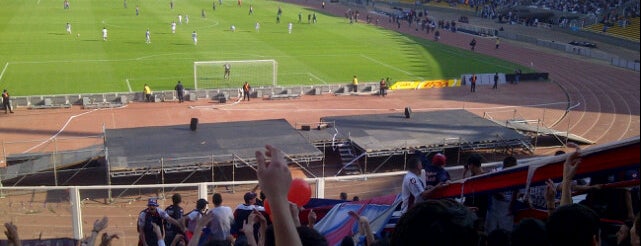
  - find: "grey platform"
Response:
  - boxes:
[315,109,531,157]
[105,119,323,177]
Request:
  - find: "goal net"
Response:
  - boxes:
[194,59,278,89]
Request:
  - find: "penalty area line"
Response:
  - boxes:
[360,54,422,79]
[126,79,132,92]
[0,63,9,82]
[308,72,327,84]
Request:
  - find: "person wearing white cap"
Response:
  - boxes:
[137,198,184,246]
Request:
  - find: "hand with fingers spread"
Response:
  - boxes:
[561,143,581,206]
[82,216,110,246]
[256,144,292,201]
[99,233,120,246]
[93,216,109,233]
[347,210,376,245]
[4,222,20,246]
[253,209,268,246]
[289,202,302,227]
[307,209,317,229]
[255,144,302,246]
[187,212,215,246]
[241,212,258,246]
[563,143,581,181]
[545,179,558,214]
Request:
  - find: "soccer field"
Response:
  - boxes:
[0,0,529,96]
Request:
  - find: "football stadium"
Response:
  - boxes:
[0,0,639,245]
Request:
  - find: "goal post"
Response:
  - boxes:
[194,59,278,90]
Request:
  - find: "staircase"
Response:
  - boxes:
[337,141,361,175]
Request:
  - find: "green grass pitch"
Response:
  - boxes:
[0,0,531,96]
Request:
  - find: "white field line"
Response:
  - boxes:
[10,53,191,65]
[125,79,132,92]
[359,54,423,80]
[308,72,327,84]
[23,109,99,153]
[0,62,8,82]
[23,106,128,153]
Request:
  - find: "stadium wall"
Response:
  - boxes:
[10,83,385,109]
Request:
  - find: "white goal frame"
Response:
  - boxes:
[193,59,278,90]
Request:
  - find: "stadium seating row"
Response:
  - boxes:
[583,17,640,42]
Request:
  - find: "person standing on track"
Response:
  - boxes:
[242,81,251,101]
[2,89,14,114]
[175,81,185,103]
[470,74,477,93]
[352,75,359,92]
[143,84,152,102]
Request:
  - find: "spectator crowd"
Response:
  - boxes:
[3,142,639,246]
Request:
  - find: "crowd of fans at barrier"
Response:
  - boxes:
[389,0,641,30]
[3,142,640,246]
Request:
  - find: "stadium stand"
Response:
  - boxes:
[583,17,641,42]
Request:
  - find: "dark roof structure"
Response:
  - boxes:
[105,119,323,177]
[317,109,531,157]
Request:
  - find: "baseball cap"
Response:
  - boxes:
[432,153,446,166]
[196,198,209,210]
[147,198,159,207]
[244,192,257,203]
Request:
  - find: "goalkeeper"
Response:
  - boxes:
[223,63,231,79]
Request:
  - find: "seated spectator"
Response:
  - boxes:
[392,199,479,245]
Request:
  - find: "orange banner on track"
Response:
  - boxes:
[417,80,449,89]
[390,79,456,90]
